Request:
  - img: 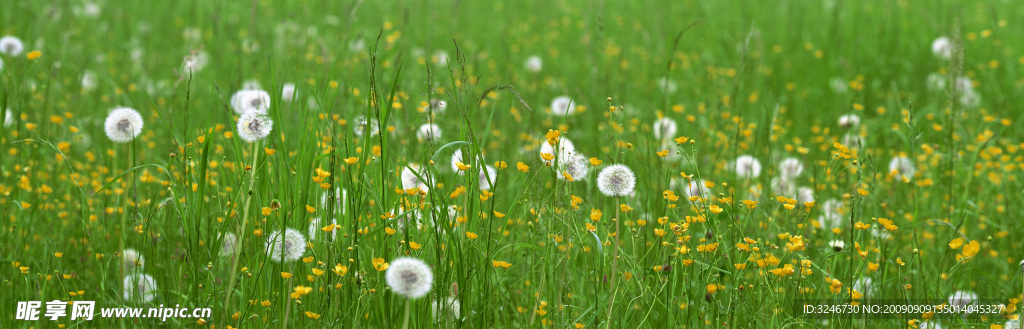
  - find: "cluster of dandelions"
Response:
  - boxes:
[119,249,157,303]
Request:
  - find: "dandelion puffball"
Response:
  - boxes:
[733,155,762,179]
[417,123,442,142]
[122,273,158,302]
[888,156,915,182]
[432,297,461,322]
[828,240,845,252]
[385,257,433,299]
[432,50,450,66]
[0,36,25,57]
[401,164,430,193]
[652,117,677,141]
[837,114,860,129]
[122,249,145,273]
[183,51,209,73]
[558,154,590,181]
[478,165,497,190]
[778,157,803,180]
[596,164,636,197]
[264,228,307,263]
[281,83,297,101]
[656,77,678,94]
[539,137,575,166]
[353,116,380,137]
[550,96,576,116]
[236,111,273,142]
[524,55,542,72]
[947,290,978,310]
[104,107,144,143]
[428,99,447,114]
[230,89,271,114]
[308,217,338,241]
[218,232,239,257]
[2,109,14,128]
[931,36,952,60]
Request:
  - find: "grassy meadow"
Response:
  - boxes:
[2,0,1024,328]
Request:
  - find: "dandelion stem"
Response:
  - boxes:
[222,141,260,325]
[606,197,621,329]
[401,298,411,329]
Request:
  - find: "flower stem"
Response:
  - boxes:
[222,141,260,325]
[606,197,621,329]
[401,299,412,329]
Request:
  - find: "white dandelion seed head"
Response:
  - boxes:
[959,89,981,108]
[829,77,848,94]
[926,73,946,91]
[817,199,847,229]
[828,240,845,252]
[385,257,434,299]
[353,116,380,137]
[182,51,209,73]
[478,165,497,190]
[432,50,450,66]
[947,290,978,309]
[733,155,762,179]
[182,27,202,42]
[401,163,431,193]
[550,96,576,116]
[778,157,804,180]
[796,187,814,204]
[281,83,297,101]
[393,206,424,232]
[0,36,25,57]
[524,55,542,72]
[236,111,273,143]
[104,107,144,143]
[771,177,796,196]
[431,297,461,322]
[349,38,366,52]
[230,89,271,114]
[888,156,915,182]
[652,117,678,141]
[539,137,576,166]
[77,2,102,18]
[122,273,157,303]
[685,179,709,199]
[2,109,14,128]
[308,217,338,241]
[265,228,306,262]
[242,79,262,90]
[596,164,636,197]
[657,77,678,94]
[428,99,448,114]
[841,134,864,150]
[931,36,952,60]
[218,232,239,257]
[80,70,98,91]
[450,149,468,173]
[1005,320,1021,329]
[919,321,943,329]
[955,76,973,93]
[838,114,860,129]
[853,277,874,299]
[558,154,590,181]
[122,249,145,273]
[417,123,442,142]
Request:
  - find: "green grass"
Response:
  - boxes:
[2,0,1024,328]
